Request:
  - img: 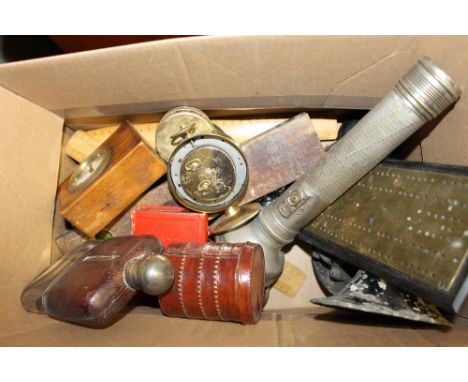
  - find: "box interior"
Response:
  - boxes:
[1,36,467,345]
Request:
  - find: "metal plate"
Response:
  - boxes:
[312,270,450,326]
[209,203,261,235]
[300,159,468,312]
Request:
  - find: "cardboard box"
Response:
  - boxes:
[0,36,467,346]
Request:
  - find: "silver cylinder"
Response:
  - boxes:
[125,254,175,296]
[219,57,461,286]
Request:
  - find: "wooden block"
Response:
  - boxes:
[59,121,167,237]
[65,117,339,163]
[238,113,324,205]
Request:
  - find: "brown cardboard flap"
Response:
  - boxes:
[1,307,466,346]
[0,86,63,334]
[0,36,463,115]
[0,36,466,166]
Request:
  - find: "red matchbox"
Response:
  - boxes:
[131,205,208,247]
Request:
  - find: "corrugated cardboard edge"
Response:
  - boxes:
[0,85,64,336]
[1,306,466,346]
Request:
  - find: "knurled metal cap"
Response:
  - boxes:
[395,57,461,122]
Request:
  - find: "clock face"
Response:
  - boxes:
[68,146,112,193]
[180,146,236,202]
[168,134,248,213]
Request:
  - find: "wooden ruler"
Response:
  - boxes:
[87,122,156,147]
[66,118,340,163]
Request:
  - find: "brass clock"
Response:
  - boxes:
[168,134,248,213]
[155,106,224,162]
[68,146,112,193]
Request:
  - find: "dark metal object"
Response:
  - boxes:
[337,119,360,139]
[312,270,450,326]
[261,186,287,207]
[300,159,468,312]
[311,250,356,295]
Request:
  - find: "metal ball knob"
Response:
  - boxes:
[126,254,175,296]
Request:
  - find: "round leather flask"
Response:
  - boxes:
[167,134,248,213]
[158,242,265,324]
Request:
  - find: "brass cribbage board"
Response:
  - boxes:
[299,159,468,312]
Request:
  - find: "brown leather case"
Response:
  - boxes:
[159,242,265,324]
[27,236,163,327]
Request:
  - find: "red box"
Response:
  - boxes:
[131,205,208,247]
